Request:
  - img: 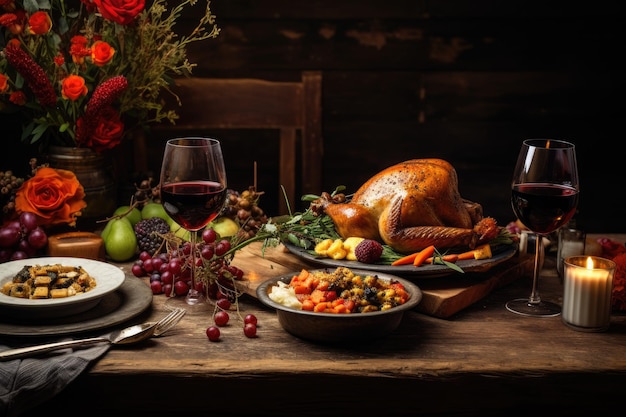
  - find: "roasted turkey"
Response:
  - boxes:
[317,158,499,253]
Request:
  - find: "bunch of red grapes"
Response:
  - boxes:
[0,212,48,262]
[131,227,258,340]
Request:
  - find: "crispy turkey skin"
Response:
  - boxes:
[320,159,499,253]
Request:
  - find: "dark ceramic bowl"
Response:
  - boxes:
[256,268,422,343]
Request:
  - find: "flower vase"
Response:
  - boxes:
[46,146,118,230]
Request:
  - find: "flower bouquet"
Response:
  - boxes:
[0,0,220,153]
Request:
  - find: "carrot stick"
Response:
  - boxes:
[456,250,476,261]
[425,254,459,264]
[412,245,436,266]
[391,252,420,266]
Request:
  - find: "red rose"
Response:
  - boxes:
[77,106,124,152]
[80,0,98,13]
[0,73,8,93]
[9,90,27,105]
[15,167,87,227]
[93,0,145,25]
[28,11,52,35]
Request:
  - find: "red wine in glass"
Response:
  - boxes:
[511,183,579,235]
[159,137,227,312]
[161,181,226,230]
[506,138,579,317]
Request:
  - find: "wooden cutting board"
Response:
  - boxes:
[233,242,534,318]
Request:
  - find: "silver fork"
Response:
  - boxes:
[153,308,186,337]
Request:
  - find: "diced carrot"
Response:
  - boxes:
[331,298,344,307]
[301,299,315,311]
[332,304,348,314]
[293,285,311,294]
[413,245,435,266]
[314,302,329,312]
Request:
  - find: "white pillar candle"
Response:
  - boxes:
[562,256,616,332]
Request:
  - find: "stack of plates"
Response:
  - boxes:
[0,257,152,337]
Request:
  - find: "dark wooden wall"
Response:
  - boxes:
[150,0,623,233]
[4,1,625,233]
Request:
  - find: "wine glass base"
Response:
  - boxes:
[505,298,561,317]
[164,294,211,315]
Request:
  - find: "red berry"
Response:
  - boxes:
[168,258,182,275]
[202,228,217,244]
[150,280,163,294]
[131,263,145,277]
[244,323,257,338]
[174,280,189,296]
[206,326,220,341]
[244,314,257,326]
[214,310,229,326]
[354,239,384,263]
[215,240,230,256]
[216,298,231,310]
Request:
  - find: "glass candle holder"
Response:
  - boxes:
[557,227,586,279]
[562,256,616,332]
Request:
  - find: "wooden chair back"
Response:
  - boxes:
[134,71,323,215]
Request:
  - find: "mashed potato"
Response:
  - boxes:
[268,281,302,309]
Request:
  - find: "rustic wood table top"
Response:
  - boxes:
[21,234,626,417]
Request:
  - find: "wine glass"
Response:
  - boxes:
[507,139,579,317]
[159,137,227,313]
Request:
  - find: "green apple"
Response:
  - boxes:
[141,202,173,225]
[208,217,239,238]
[113,205,142,226]
[104,218,137,261]
[170,220,191,241]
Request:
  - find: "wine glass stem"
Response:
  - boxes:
[186,230,201,304]
[528,233,544,304]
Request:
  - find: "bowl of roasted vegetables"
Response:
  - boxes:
[257,266,422,343]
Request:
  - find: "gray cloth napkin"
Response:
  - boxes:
[0,341,110,417]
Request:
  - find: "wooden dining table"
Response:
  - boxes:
[19,233,626,417]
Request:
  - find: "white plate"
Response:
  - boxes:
[0,257,125,319]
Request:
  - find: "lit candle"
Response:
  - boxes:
[562,256,616,332]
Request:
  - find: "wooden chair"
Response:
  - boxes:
[133,71,323,215]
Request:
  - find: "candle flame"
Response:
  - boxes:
[546,139,551,149]
[585,256,594,270]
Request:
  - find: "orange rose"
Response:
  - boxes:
[91,40,115,66]
[15,167,87,227]
[28,10,52,35]
[94,0,145,25]
[61,75,88,101]
[0,73,8,93]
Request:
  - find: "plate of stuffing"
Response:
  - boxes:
[0,257,125,320]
